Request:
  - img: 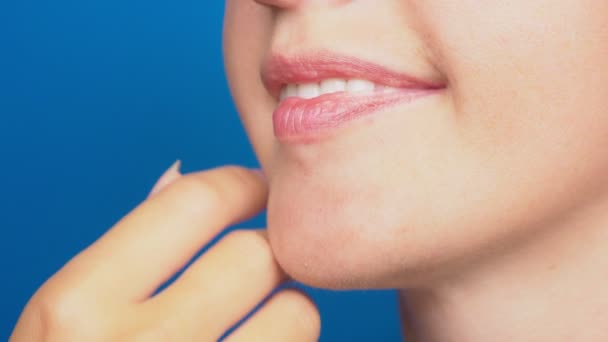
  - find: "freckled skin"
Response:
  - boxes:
[223,0,608,290]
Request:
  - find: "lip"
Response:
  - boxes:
[261,51,445,143]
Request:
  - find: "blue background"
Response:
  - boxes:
[0,1,402,340]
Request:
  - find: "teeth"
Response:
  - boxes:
[279,84,299,101]
[286,84,298,97]
[279,78,392,101]
[346,79,375,94]
[298,83,320,99]
[377,85,399,94]
[320,78,347,93]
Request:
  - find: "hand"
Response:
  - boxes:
[10,164,321,341]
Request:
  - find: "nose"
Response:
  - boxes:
[254,0,351,9]
[254,0,300,8]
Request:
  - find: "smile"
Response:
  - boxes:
[279,78,401,100]
[262,51,445,143]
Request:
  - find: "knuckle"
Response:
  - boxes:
[169,174,227,215]
[212,165,262,197]
[218,165,254,181]
[223,230,276,270]
[216,165,262,196]
[38,290,87,325]
[274,289,322,338]
[160,166,264,221]
[167,166,255,214]
[27,289,107,341]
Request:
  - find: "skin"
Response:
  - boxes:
[10,165,321,341]
[224,0,608,340]
[12,0,608,341]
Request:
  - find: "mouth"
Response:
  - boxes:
[261,51,445,143]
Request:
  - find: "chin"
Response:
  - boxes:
[264,167,450,290]
[266,206,393,289]
[262,143,602,291]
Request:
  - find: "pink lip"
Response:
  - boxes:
[261,52,445,143]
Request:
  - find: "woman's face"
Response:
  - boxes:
[223,0,608,288]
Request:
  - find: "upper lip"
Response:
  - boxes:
[261,50,445,99]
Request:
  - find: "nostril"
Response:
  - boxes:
[254,0,352,9]
[254,0,300,9]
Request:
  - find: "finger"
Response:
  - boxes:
[59,166,268,301]
[145,230,285,341]
[224,289,321,342]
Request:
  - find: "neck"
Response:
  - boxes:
[399,198,608,342]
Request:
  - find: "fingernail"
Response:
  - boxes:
[149,160,182,197]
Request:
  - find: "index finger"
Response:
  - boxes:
[62,166,268,301]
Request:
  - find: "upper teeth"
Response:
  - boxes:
[279,78,398,101]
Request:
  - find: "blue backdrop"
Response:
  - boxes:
[0,1,402,340]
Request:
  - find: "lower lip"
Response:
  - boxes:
[272,89,439,143]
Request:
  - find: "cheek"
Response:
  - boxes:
[423,0,608,178]
[228,0,608,289]
[266,1,608,288]
[223,1,275,166]
[422,0,608,267]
